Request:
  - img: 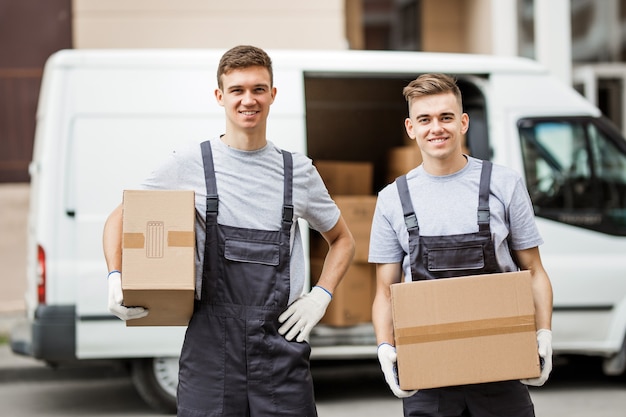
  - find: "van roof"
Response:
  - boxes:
[47,48,547,76]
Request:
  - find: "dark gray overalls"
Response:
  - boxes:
[176,141,317,417]
[396,161,535,417]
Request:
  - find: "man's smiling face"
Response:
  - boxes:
[215,65,276,133]
[404,91,469,163]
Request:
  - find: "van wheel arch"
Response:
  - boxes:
[131,357,178,414]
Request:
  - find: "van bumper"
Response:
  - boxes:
[10,305,76,362]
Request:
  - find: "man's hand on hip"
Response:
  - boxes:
[278,286,331,342]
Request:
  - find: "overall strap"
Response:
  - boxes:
[396,175,419,231]
[477,160,493,232]
[278,150,294,299]
[281,150,294,227]
[200,140,218,302]
[396,174,420,281]
[200,140,219,219]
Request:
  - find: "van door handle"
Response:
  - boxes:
[66,210,75,218]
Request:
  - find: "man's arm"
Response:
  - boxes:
[103,203,123,272]
[515,246,553,386]
[372,262,402,345]
[372,262,417,398]
[102,203,148,320]
[514,246,553,330]
[316,215,355,294]
[278,215,354,342]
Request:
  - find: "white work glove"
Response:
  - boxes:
[521,329,553,386]
[278,286,332,342]
[377,342,418,398]
[107,271,149,321]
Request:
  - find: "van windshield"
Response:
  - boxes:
[519,116,626,236]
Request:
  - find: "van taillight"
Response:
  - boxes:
[37,245,46,304]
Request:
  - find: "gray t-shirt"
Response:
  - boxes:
[141,136,340,302]
[368,156,543,281]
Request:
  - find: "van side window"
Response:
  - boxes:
[519,117,626,236]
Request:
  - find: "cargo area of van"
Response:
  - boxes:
[303,74,491,351]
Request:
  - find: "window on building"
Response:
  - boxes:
[363,0,420,50]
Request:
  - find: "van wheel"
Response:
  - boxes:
[131,357,179,414]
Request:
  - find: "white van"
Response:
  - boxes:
[12,49,626,413]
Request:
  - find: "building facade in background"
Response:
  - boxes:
[2,0,626,182]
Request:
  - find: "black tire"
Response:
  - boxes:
[131,357,179,414]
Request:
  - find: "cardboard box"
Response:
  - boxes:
[391,271,540,389]
[386,146,423,183]
[311,258,375,326]
[315,160,374,195]
[386,140,471,183]
[333,196,377,262]
[122,190,195,326]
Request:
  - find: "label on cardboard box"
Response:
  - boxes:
[121,190,195,326]
[391,271,541,389]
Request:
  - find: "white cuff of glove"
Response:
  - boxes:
[278,286,332,342]
[377,343,418,398]
[521,329,552,386]
[107,271,149,321]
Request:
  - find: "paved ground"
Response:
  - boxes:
[0,183,29,336]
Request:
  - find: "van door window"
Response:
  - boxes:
[518,117,626,236]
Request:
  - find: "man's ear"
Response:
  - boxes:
[404,117,416,140]
[215,88,224,106]
[461,112,470,134]
[270,86,277,104]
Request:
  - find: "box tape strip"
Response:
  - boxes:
[123,233,145,249]
[167,231,194,247]
[123,231,194,248]
[395,315,536,345]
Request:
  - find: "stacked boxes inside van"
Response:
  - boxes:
[311,161,377,326]
[311,143,427,327]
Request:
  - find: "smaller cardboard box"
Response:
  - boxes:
[386,140,470,184]
[311,258,375,326]
[386,146,423,183]
[315,160,374,195]
[122,190,195,326]
[391,271,540,390]
[334,195,377,262]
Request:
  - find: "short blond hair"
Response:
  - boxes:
[403,73,462,110]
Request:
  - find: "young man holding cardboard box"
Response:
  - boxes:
[103,45,355,416]
[369,73,553,416]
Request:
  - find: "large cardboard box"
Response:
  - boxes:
[311,258,375,326]
[314,160,374,195]
[122,190,195,326]
[391,271,540,389]
[334,196,377,262]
